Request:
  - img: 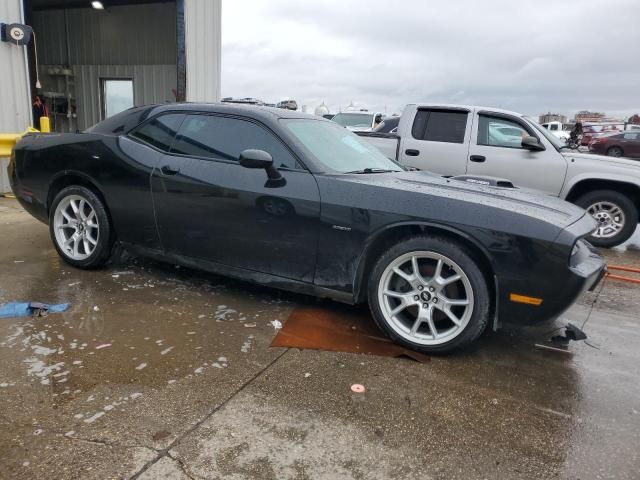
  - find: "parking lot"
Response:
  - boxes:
[0,196,639,479]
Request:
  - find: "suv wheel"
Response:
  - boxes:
[606,146,623,157]
[49,186,115,268]
[368,235,490,354]
[575,190,638,248]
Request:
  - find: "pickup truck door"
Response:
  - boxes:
[150,113,321,283]
[399,107,473,176]
[466,111,567,195]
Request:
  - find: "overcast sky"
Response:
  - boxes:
[222,0,640,119]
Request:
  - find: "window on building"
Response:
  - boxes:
[171,115,301,169]
[129,114,185,152]
[411,110,467,143]
[102,79,134,119]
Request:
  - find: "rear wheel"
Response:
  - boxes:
[49,186,114,268]
[575,190,638,248]
[368,236,490,354]
[606,146,623,157]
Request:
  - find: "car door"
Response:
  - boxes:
[151,113,321,283]
[466,112,567,195]
[399,108,472,176]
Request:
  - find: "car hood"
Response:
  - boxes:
[337,170,588,232]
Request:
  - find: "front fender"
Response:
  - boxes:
[561,169,640,200]
[352,220,497,302]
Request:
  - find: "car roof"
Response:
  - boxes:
[409,103,525,117]
[151,102,315,120]
[87,102,329,135]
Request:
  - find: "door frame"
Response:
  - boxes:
[99,77,135,121]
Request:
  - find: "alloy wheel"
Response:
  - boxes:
[53,195,100,260]
[588,201,626,239]
[377,251,474,346]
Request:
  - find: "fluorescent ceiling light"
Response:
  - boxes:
[91,1,104,9]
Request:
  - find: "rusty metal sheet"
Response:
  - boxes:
[271,304,430,363]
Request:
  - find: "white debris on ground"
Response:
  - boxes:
[241,335,255,353]
[270,320,283,330]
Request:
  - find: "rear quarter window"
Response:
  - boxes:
[411,110,467,143]
[129,114,185,152]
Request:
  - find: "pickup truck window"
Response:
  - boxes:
[170,114,301,169]
[477,115,532,149]
[129,113,185,152]
[411,110,467,144]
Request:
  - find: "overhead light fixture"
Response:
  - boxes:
[91,1,104,9]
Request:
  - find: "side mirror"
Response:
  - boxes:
[521,136,545,151]
[239,149,273,169]
[239,149,286,188]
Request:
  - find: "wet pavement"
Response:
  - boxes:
[1,196,639,480]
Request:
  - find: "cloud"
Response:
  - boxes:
[222,0,640,119]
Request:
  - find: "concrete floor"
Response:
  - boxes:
[1,196,639,480]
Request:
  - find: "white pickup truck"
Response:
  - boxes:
[358,104,640,247]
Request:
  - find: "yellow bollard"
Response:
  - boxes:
[0,134,23,157]
[39,116,50,133]
[0,127,41,157]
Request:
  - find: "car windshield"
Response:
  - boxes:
[331,113,374,128]
[524,116,564,150]
[283,119,404,174]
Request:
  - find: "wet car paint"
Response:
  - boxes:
[0,199,639,479]
[10,103,604,327]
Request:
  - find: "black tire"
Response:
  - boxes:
[367,235,490,354]
[575,190,638,248]
[606,146,623,158]
[49,185,115,268]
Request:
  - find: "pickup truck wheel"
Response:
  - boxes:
[575,190,638,248]
[368,235,490,354]
[606,146,623,157]
[49,186,114,269]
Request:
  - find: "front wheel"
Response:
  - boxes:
[368,236,490,354]
[575,190,638,248]
[49,186,115,268]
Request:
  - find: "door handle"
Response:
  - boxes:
[405,149,420,156]
[469,155,486,163]
[160,165,180,176]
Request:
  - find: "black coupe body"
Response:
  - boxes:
[9,103,605,353]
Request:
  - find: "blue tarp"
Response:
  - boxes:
[0,302,70,319]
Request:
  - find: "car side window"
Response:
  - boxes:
[170,114,302,169]
[411,109,467,144]
[623,132,638,140]
[477,115,532,149]
[129,114,185,152]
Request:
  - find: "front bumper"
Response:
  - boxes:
[498,239,606,326]
[571,240,606,292]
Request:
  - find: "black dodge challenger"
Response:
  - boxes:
[9,103,605,353]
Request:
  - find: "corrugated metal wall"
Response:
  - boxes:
[31,3,177,66]
[31,2,178,130]
[0,0,31,193]
[73,65,177,129]
[185,0,221,103]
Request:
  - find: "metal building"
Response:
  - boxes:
[0,0,221,193]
